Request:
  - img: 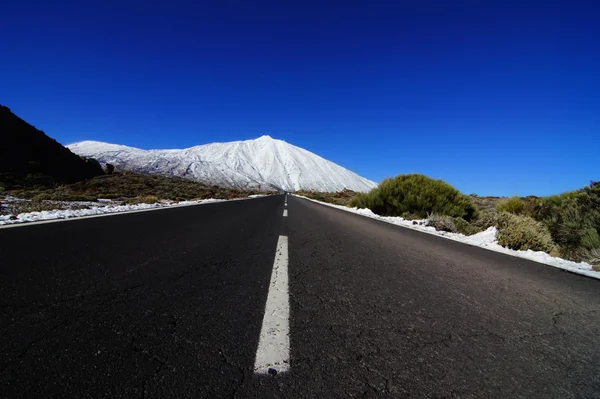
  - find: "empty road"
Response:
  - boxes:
[1,195,599,398]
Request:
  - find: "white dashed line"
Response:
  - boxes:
[283,209,288,217]
[254,235,290,374]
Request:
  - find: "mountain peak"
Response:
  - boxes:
[67,137,378,192]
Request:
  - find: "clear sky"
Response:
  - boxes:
[2,0,598,196]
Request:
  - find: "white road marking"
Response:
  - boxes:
[254,235,290,374]
[283,209,288,217]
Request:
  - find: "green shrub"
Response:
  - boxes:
[535,191,579,226]
[496,196,524,215]
[426,214,482,236]
[349,174,479,221]
[496,212,554,252]
[426,214,457,233]
[521,196,540,218]
[538,193,600,258]
[471,211,499,230]
[452,217,484,236]
[349,189,384,211]
[580,228,600,250]
[400,212,422,221]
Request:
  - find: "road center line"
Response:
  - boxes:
[254,235,290,374]
[283,209,288,217]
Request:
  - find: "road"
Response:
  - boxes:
[1,194,599,398]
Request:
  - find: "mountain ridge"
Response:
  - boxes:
[68,136,377,192]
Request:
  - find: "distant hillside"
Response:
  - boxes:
[0,105,104,188]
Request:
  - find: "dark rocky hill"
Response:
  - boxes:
[0,105,104,188]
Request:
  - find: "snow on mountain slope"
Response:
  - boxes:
[67,135,378,192]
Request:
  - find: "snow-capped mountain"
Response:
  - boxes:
[67,135,378,192]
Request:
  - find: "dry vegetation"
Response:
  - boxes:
[302,175,600,266]
[296,189,358,206]
[1,172,277,215]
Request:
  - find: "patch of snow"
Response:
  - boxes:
[0,198,235,226]
[296,195,600,280]
[67,137,378,193]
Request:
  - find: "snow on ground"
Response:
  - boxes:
[0,198,228,226]
[296,195,600,280]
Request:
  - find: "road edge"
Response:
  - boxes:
[293,195,600,281]
[0,196,273,230]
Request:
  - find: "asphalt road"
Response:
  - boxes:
[1,194,599,398]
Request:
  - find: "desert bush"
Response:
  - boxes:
[534,184,600,261]
[426,214,457,233]
[470,196,502,214]
[8,173,270,203]
[350,174,478,221]
[32,193,52,201]
[2,199,62,214]
[535,192,579,225]
[349,191,370,208]
[496,196,524,215]
[302,190,358,206]
[521,196,540,217]
[400,212,423,221]
[129,195,159,204]
[589,249,600,267]
[452,217,484,236]
[496,212,554,252]
[424,214,484,236]
[581,228,600,250]
[64,194,98,202]
[471,211,499,230]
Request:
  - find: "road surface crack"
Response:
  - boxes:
[131,336,175,399]
[552,311,565,334]
[0,307,96,376]
[414,333,454,349]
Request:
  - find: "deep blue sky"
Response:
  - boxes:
[2,0,598,196]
